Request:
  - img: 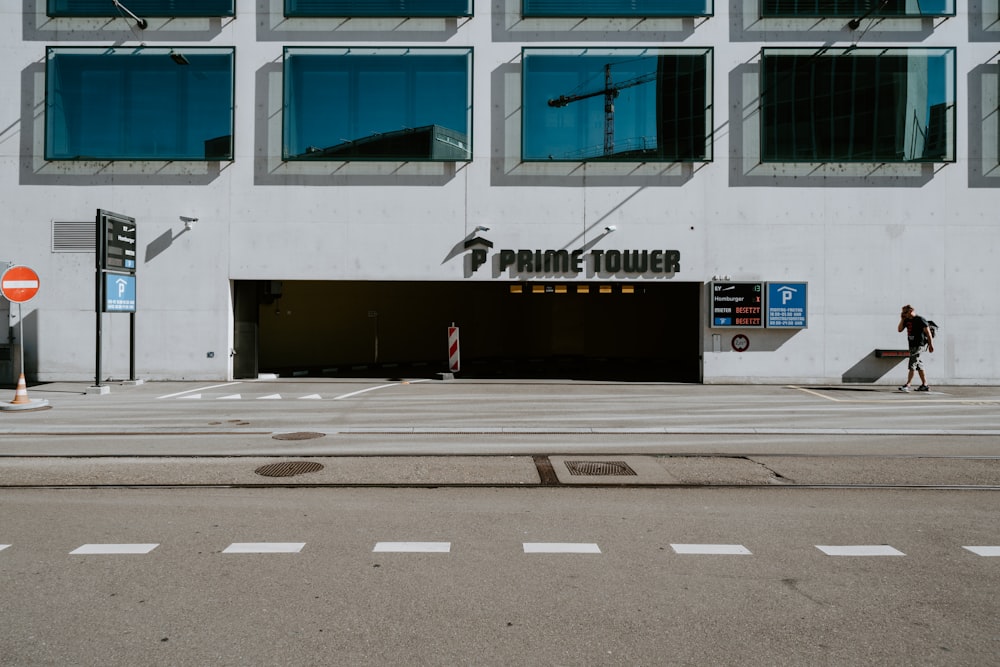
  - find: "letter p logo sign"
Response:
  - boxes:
[779,286,796,305]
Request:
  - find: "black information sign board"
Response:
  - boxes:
[98,210,137,274]
[711,281,764,328]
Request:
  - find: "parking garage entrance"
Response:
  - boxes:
[234,280,701,382]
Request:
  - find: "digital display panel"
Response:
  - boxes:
[711,282,763,328]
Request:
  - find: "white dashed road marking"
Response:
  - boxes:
[222,543,306,554]
[816,545,906,557]
[523,542,602,554]
[671,544,752,555]
[963,546,1000,557]
[0,544,10,552]
[70,544,159,555]
[158,383,240,399]
[373,542,452,553]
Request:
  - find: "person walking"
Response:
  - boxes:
[897,304,934,391]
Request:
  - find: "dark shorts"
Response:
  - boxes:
[908,345,925,371]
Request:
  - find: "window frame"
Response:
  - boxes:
[282,47,474,163]
[759,0,955,19]
[759,46,956,164]
[284,0,473,17]
[45,46,236,162]
[47,0,235,18]
[522,0,713,18]
[521,47,714,163]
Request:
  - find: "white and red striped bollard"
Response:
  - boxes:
[447,324,460,373]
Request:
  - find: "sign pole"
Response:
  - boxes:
[95,229,103,388]
[17,303,23,378]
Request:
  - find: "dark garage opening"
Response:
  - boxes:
[239,280,701,382]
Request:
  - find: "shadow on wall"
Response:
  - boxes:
[842,350,907,383]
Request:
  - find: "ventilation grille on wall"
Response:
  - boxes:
[51,221,95,253]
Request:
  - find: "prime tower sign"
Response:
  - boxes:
[470,247,681,276]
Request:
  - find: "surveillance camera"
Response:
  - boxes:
[474,225,491,232]
[604,225,617,233]
[179,216,198,223]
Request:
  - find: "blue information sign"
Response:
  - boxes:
[104,273,136,312]
[766,282,807,328]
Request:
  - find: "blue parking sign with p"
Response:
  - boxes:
[104,273,136,312]
[766,282,807,328]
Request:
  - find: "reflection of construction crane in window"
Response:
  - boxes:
[547,62,658,157]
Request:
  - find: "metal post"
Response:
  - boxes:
[129,311,136,382]
[17,303,23,378]
[95,267,102,387]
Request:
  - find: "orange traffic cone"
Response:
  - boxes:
[11,373,29,405]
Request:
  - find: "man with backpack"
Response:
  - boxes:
[898,304,934,392]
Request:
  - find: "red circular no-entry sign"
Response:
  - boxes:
[1,265,40,303]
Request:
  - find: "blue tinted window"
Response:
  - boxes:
[761,48,955,162]
[284,48,472,162]
[760,0,952,18]
[286,0,472,16]
[46,48,235,161]
[48,0,234,17]
[523,0,711,17]
[522,48,713,162]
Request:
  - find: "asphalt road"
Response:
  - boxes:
[1,380,997,665]
[1,486,998,666]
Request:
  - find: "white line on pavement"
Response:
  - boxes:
[523,542,602,554]
[373,542,452,553]
[671,544,752,555]
[816,545,905,556]
[70,544,159,555]
[222,543,306,554]
[962,546,1000,557]
[158,383,241,399]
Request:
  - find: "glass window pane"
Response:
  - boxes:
[523,0,711,17]
[285,0,472,17]
[522,48,712,162]
[48,0,234,17]
[760,0,953,18]
[46,48,235,161]
[761,48,955,163]
[283,48,472,161]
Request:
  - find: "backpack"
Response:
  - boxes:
[926,319,939,342]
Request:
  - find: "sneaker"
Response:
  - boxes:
[898,385,911,392]
[916,385,930,392]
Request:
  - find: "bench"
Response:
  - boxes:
[875,349,910,358]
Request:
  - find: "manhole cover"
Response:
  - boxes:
[255,461,325,477]
[272,432,326,441]
[564,460,637,476]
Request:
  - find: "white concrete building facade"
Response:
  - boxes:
[2,1,998,385]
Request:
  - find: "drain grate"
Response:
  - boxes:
[272,432,325,441]
[564,460,637,476]
[255,461,325,477]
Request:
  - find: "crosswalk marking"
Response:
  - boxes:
[222,542,305,554]
[523,542,601,554]
[3,541,994,557]
[70,544,159,555]
[963,546,1000,557]
[816,545,905,557]
[373,542,451,553]
[671,544,752,555]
